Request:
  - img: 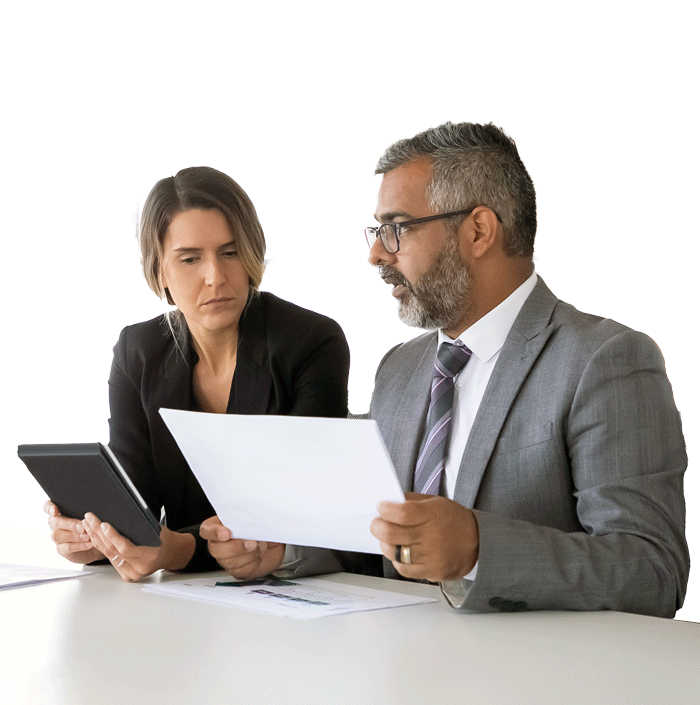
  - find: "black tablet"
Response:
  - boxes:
[18,442,161,547]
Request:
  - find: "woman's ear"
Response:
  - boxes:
[159,268,176,306]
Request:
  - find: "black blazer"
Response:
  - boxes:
[108,291,350,570]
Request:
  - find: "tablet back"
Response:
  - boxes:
[18,443,161,547]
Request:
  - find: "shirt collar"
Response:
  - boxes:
[438,271,538,363]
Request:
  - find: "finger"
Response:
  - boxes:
[110,555,137,582]
[61,540,95,554]
[200,516,231,542]
[44,501,58,516]
[243,540,269,552]
[51,526,91,545]
[99,523,135,557]
[207,538,249,562]
[370,517,420,547]
[83,516,113,556]
[376,500,430,526]
[221,553,263,578]
[49,514,86,535]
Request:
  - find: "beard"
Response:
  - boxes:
[380,234,472,330]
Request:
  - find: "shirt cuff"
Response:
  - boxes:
[273,544,303,576]
[440,559,478,609]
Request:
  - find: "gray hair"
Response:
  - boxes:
[375,122,537,258]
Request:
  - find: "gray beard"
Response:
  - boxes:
[383,235,472,331]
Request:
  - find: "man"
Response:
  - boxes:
[204,122,689,617]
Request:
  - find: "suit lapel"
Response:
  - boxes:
[385,336,436,492]
[453,277,559,507]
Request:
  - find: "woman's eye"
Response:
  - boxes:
[223,249,238,257]
[180,256,199,264]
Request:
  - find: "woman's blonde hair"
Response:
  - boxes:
[139,166,266,345]
[140,166,266,299]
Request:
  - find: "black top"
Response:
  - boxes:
[107,291,350,571]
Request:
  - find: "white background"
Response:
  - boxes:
[1,1,697,621]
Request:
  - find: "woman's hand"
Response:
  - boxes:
[44,501,105,565]
[200,516,285,580]
[81,513,196,582]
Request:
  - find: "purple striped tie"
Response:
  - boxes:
[413,341,472,495]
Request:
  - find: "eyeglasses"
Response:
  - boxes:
[364,208,475,254]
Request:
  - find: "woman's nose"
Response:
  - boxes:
[204,258,226,286]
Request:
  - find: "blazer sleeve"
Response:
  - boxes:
[108,326,163,519]
[457,330,689,617]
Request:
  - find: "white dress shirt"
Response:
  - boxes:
[439,271,537,598]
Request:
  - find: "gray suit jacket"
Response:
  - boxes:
[369,277,688,616]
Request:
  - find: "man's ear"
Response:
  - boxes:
[468,207,501,260]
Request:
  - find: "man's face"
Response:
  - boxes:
[369,159,472,331]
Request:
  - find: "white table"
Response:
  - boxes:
[2,553,700,705]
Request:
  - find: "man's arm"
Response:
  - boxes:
[456,329,688,616]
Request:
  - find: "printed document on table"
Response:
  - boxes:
[0,563,92,590]
[143,576,436,619]
[160,410,405,553]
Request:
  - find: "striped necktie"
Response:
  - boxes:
[413,341,472,495]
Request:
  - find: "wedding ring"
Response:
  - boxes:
[395,545,411,564]
[115,557,125,568]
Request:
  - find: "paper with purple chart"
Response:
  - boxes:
[159,410,405,553]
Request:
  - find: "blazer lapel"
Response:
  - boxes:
[453,277,559,507]
[385,335,436,492]
[230,295,273,415]
[160,335,194,411]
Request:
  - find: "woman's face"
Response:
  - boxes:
[160,208,251,338]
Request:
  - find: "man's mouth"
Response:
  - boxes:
[380,268,412,298]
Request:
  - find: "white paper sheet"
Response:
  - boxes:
[159,410,404,553]
[142,576,436,619]
[0,563,92,590]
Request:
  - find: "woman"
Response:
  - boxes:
[45,166,350,581]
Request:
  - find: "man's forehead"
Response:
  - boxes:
[375,159,433,221]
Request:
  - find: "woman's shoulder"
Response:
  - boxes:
[253,291,344,334]
[113,314,179,370]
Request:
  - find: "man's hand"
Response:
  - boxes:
[200,516,285,580]
[82,513,195,582]
[370,492,479,582]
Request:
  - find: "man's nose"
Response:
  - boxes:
[368,236,395,267]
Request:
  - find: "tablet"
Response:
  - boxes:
[18,442,161,547]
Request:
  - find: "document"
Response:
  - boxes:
[159,410,405,553]
[0,563,92,590]
[143,576,436,619]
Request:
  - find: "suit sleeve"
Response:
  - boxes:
[457,330,689,617]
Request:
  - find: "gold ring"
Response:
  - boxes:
[395,545,411,564]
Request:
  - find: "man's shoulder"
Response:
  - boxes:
[376,331,437,377]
